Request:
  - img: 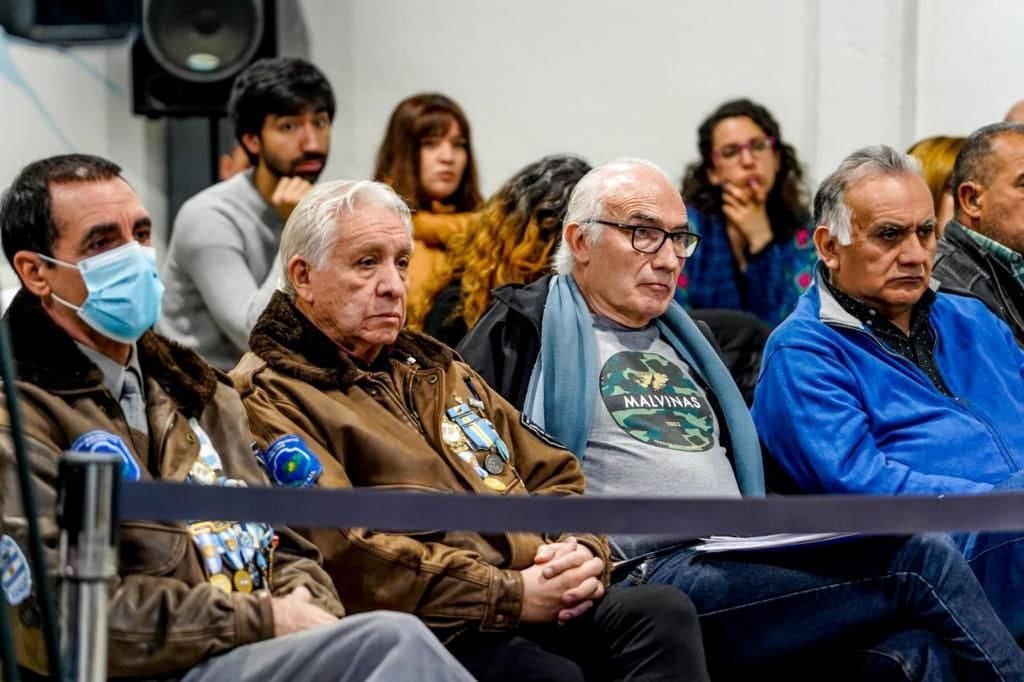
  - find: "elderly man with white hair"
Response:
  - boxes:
[754,145,1024,639]
[459,157,1024,679]
[230,178,712,682]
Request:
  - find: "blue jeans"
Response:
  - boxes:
[618,533,1023,680]
[953,469,1024,638]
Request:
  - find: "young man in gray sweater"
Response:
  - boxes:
[159,57,334,369]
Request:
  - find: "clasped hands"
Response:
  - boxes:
[519,536,606,625]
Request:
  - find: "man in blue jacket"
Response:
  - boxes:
[753,144,1024,637]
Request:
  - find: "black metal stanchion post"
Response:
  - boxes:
[0,317,63,679]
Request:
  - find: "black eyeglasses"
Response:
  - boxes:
[586,219,700,258]
[711,136,777,163]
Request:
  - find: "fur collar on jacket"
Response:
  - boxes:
[4,289,219,417]
[249,292,454,390]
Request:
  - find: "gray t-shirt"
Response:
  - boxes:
[158,170,283,370]
[583,315,741,560]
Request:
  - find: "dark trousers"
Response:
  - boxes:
[447,584,709,681]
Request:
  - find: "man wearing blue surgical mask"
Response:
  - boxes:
[0,154,472,681]
[13,167,158,359]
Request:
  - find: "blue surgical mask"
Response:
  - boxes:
[38,241,165,344]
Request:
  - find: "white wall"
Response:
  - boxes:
[310,0,818,189]
[0,29,165,289]
[916,1,1024,137]
[301,0,1023,191]
[1,0,1022,288]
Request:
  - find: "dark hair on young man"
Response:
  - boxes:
[0,154,123,268]
[682,98,810,240]
[228,57,336,164]
[951,121,1024,216]
[373,93,483,212]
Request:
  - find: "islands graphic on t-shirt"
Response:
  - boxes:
[600,351,714,451]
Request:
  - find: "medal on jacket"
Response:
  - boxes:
[233,569,254,593]
[244,522,273,572]
[189,522,224,576]
[441,417,470,452]
[483,477,507,492]
[237,525,257,566]
[483,452,505,476]
[454,446,490,481]
[184,420,275,593]
[446,404,512,461]
[209,573,232,594]
[217,523,244,570]
[446,402,514,489]
[442,415,484,481]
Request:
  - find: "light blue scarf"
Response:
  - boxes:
[524,275,765,496]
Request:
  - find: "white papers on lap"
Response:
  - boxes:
[694,533,858,553]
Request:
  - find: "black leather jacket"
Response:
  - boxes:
[933,221,1024,347]
[456,276,550,411]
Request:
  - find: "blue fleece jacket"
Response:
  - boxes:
[752,279,1024,495]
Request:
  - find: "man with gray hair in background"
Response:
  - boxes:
[754,144,1024,641]
[460,157,1024,679]
[932,122,1024,345]
[230,178,712,682]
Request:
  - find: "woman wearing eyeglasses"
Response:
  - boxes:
[678,99,817,326]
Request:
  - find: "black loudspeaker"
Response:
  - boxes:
[0,0,138,44]
[132,0,276,118]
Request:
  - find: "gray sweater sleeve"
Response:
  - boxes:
[172,200,280,352]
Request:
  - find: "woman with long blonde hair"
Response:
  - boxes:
[412,154,591,346]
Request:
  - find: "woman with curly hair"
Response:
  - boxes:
[678,99,817,326]
[374,93,483,302]
[412,154,592,346]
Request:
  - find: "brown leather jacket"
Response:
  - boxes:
[231,292,610,642]
[0,291,343,678]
